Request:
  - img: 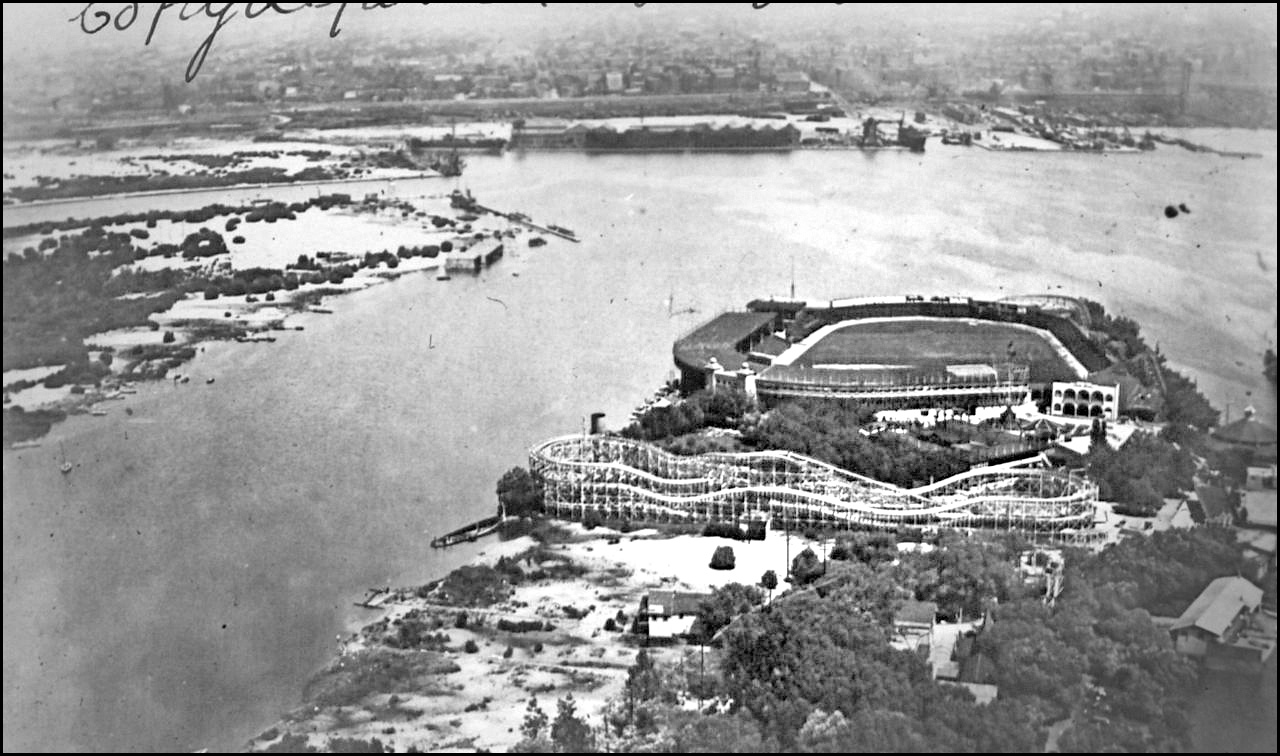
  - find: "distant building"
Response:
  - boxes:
[1245,464,1277,491]
[892,600,937,654]
[1170,576,1276,671]
[711,67,737,91]
[775,71,811,94]
[1242,463,1277,530]
[605,71,626,92]
[1048,380,1118,419]
[1189,484,1236,527]
[640,590,710,638]
[1213,406,1278,462]
[1087,352,1165,421]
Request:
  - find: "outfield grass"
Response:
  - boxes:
[794,318,1078,383]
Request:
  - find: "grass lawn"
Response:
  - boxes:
[794,318,1078,383]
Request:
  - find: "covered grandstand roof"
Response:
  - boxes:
[674,311,778,371]
[1171,576,1263,638]
[750,334,792,358]
[946,364,999,380]
[759,362,1023,388]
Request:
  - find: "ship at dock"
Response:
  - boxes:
[427,150,466,177]
[450,188,478,211]
[859,115,928,152]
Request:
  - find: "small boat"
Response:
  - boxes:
[59,441,72,474]
[548,224,577,237]
[206,377,215,384]
[90,408,108,417]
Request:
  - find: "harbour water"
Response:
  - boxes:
[3,132,1277,751]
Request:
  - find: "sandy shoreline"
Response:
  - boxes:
[249,524,816,753]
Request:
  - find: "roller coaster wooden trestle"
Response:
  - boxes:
[529,435,1103,541]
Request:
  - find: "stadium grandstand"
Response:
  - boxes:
[530,434,1102,540]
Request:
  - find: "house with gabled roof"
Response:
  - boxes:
[1170,576,1275,670]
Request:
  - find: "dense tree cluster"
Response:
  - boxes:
[894,531,1026,621]
[709,545,737,571]
[513,694,595,753]
[689,583,763,643]
[1086,430,1196,515]
[585,524,1225,752]
[496,466,545,517]
[3,195,358,375]
[3,226,184,371]
[1071,526,1250,616]
[1082,298,1219,429]
[622,386,757,442]
[740,400,967,487]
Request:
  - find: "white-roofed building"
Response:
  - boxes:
[1170,577,1275,669]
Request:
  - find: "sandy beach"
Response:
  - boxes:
[250,524,817,753]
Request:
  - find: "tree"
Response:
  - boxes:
[667,710,772,753]
[162,330,175,344]
[496,467,544,517]
[691,583,762,642]
[760,569,778,601]
[709,545,736,570]
[512,697,552,752]
[625,649,663,726]
[790,547,823,586]
[550,694,595,752]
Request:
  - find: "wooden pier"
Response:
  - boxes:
[430,514,506,548]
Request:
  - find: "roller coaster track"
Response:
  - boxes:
[530,435,1100,535]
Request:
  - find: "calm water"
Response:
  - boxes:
[3,133,1277,752]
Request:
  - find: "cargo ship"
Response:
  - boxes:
[896,125,928,152]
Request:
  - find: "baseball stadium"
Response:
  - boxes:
[673,295,1113,411]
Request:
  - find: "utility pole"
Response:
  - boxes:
[785,511,791,580]
[790,253,796,300]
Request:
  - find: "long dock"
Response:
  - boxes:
[354,587,394,609]
[430,514,506,548]
[470,202,580,243]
